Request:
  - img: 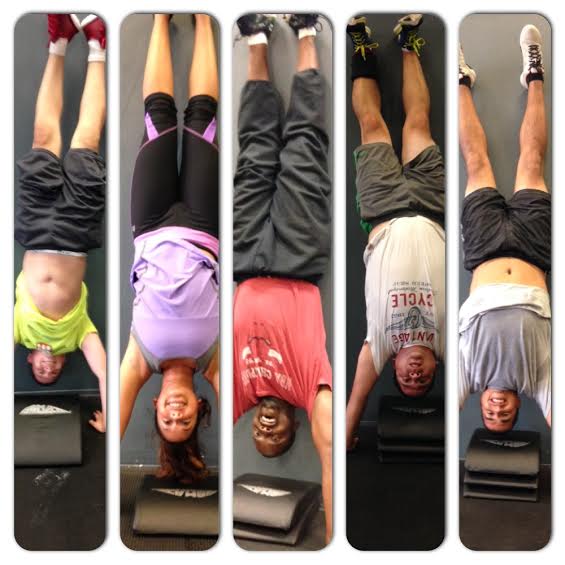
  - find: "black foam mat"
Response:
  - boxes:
[121,466,217,551]
[234,473,321,531]
[15,394,82,467]
[234,496,319,546]
[235,508,326,551]
[463,483,538,502]
[377,395,445,443]
[465,429,540,476]
[347,427,444,550]
[133,474,219,536]
[460,461,551,550]
[14,395,105,550]
[464,470,538,490]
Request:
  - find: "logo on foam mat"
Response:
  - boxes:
[152,488,217,498]
[481,439,531,449]
[19,404,71,416]
[239,484,292,497]
[392,406,436,415]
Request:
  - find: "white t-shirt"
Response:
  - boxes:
[364,216,445,374]
[459,283,551,418]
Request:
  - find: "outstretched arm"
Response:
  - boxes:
[346,341,379,449]
[82,332,107,432]
[311,386,332,545]
[120,334,152,439]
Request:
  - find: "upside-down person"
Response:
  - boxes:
[345,15,445,450]
[458,27,551,433]
[14,13,107,432]
[232,14,333,544]
[120,14,220,483]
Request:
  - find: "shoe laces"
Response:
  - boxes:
[527,43,543,71]
[351,30,378,60]
[404,31,426,56]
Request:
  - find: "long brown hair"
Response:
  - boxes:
[154,397,212,484]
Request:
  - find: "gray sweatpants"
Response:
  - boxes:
[233,69,331,284]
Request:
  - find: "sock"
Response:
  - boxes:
[527,73,544,85]
[298,26,317,40]
[248,32,268,46]
[49,38,68,57]
[88,39,106,63]
[459,75,472,88]
[351,48,378,81]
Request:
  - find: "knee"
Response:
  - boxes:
[403,109,430,137]
[519,148,545,175]
[464,149,491,179]
[32,119,58,149]
[358,111,387,140]
[71,129,101,153]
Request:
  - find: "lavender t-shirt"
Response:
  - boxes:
[131,226,219,368]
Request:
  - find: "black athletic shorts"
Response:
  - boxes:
[354,142,445,232]
[461,187,551,272]
[130,92,219,242]
[15,148,106,252]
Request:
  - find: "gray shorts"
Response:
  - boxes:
[354,143,445,231]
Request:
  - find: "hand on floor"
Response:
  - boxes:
[89,409,106,433]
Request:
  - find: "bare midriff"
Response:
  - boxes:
[22,251,86,320]
[368,220,390,241]
[470,257,547,293]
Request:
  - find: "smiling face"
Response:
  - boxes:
[393,346,437,397]
[154,388,199,443]
[27,350,66,384]
[480,389,521,433]
[251,397,298,457]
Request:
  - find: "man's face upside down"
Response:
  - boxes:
[393,346,437,397]
[252,397,298,458]
[480,389,521,433]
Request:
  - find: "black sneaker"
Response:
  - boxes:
[236,14,276,38]
[346,16,378,60]
[283,13,321,35]
[393,13,425,55]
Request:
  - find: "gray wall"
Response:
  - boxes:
[14,13,106,394]
[120,14,220,466]
[232,15,333,482]
[346,14,446,422]
[458,13,552,462]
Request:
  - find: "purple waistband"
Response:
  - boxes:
[134,226,219,257]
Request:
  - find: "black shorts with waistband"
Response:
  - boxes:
[15,148,106,252]
[461,187,551,272]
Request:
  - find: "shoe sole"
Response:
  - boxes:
[393,14,424,37]
[70,13,82,32]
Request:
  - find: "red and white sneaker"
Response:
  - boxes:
[47,13,81,49]
[81,14,107,49]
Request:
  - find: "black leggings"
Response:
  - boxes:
[130,92,219,240]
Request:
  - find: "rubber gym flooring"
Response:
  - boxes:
[14,395,105,550]
[346,426,444,550]
[459,461,551,550]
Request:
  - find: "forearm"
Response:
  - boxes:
[97,369,107,424]
[321,456,332,544]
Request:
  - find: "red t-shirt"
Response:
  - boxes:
[233,277,332,422]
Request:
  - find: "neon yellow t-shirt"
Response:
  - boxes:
[14,272,97,355]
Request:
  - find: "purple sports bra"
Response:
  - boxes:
[131,226,219,371]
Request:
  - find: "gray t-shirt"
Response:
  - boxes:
[459,284,551,418]
[364,216,445,374]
